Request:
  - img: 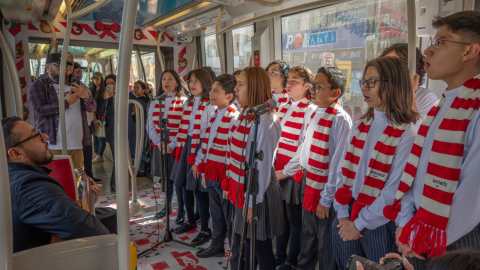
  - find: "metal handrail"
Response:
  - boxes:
[0,28,23,118]
[156,29,166,72]
[216,5,225,74]
[247,0,284,7]
[115,0,140,268]
[407,0,417,76]
[128,100,145,216]
[0,119,13,270]
[43,13,57,53]
[58,0,111,155]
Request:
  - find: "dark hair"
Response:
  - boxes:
[233,70,243,76]
[361,57,418,125]
[266,60,290,88]
[202,66,216,80]
[158,69,188,97]
[90,76,105,99]
[429,250,480,270]
[2,116,22,161]
[289,66,314,99]
[213,74,237,105]
[432,11,480,44]
[95,74,116,100]
[135,80,146,89]
[242,67,272,117]
[187,68,213,103]
[317,66,347,101]
[379,43,426,86]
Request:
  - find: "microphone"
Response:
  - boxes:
[246,98,277,113]
[151,92,175,100]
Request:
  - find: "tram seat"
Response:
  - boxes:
[45,155,78,201]
[12,234,120,270]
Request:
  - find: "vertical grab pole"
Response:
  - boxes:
[0,126,13,270]
[116,0,139,268]
[407,0,417,76]
[156,29,166,72]
[43,13,57,54]
[0,29,23,117]
[58,0,74,155]
[128,100,145,216]
[216,5,225,74]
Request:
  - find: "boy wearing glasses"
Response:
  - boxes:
[3,117,108,253]
[285,67,352,270]
[382,11,480,270]
[28,53,96,185]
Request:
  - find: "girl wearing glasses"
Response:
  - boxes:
[273,66,316,270]
[170,68,215,246]
[266,60,290,110]
[332,56,418,268]
[227,67,284,270]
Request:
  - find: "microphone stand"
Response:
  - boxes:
[237,113,263,270]
[137,100,203,258]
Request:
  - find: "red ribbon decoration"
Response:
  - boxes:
[94,21,121,40]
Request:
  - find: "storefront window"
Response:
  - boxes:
[204,34,221,76]
[281,0,408,121]
[232,24,254,71]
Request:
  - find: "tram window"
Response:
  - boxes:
[204,34,221,76]
[141,52,156,85]
[281,0,408,121]
[232,24,254,70]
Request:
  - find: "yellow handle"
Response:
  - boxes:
[130,242,137,270]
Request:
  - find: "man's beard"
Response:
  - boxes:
[49,71,60,82]
[24,148,54,167]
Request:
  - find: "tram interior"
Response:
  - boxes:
[1,0,480,269]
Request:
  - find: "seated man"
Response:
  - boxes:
[2,116,109,253]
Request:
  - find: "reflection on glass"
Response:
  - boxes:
[281,0,408,122]
[232,24,254,71]
[204,34,221,76]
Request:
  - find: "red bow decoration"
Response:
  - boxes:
[94,22,121,40]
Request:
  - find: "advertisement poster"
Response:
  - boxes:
[379,7,408,40]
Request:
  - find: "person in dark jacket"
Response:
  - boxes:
[95,74,147,191]
[2,116,109,253]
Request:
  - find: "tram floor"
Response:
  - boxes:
[91,159,320,270]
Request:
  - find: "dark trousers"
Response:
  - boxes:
[297,206,337,270]
[230,232,244,270]
[275,200,302,265]
[107,139,115,186]
[245,237,276,270]
[408,223,480,270]
[184,188,210,232]
[208,180,232,251]
[162,178,185,218]
[332,217,397,270]
[92,125,106,156]
[82,128,94,179]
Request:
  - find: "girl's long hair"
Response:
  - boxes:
[90,76,105,100]
[241,67,274,117]
[361,56,418,125]
[186,68,213,103]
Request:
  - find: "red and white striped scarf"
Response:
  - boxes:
[381,76,480,258]
[273,89,288,111]
[152,94,184,148]
[224,113,255,208]
[275,97,311,171]
[302,102,341,212]
[175,98,208,163]
[335,114,409,221]
[197,105,238,182]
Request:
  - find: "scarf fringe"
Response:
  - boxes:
[175,146,184,163]
[204,164,227,183]
[302,192,320,212]
[400,217,447,258]
[228,180,245,208]
[293,170,303,184]
[335,185,352,205]
[275,157,289,171]
[351,201,367,221]
[383,200,402,221]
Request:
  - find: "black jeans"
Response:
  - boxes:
[184,189,210,232]
[275,200,303,265]
[245,237,276,270]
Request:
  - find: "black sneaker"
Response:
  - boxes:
[173,222,197,234]
[137,171,147,177]
[278,261,296,270]
[175,216,185,225]
[196,246,224,258]
[191,230,212,246]
[275,255,287,267]
[155,208,172,219]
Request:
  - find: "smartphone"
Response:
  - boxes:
[106,84,114,93]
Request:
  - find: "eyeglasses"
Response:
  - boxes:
[310,83,333,93]
[51,63,72,70]
[187,79,200,85]
[359,79,387,89]
[428,37,472,49]
[11,130,45,148]
[267,71,281,76]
